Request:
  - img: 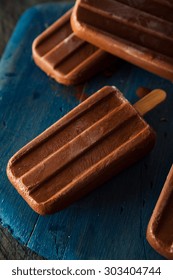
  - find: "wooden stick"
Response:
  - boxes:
[134,89,166,116]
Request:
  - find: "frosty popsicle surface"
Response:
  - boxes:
[7,86,166,215]
[32,8,114,85]
[71,0,173,81]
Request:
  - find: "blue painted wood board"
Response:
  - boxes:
[0,2,173,260]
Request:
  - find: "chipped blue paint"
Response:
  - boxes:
[0,3,173,260]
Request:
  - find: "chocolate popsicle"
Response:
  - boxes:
[71,0,173,81]
[147,165,173,259]
[7,86,166,215]
[32,9,114,85]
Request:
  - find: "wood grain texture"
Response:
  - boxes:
[0,224,44,259]
[0,0,74,57]
[0,2,173,260]
[0,0,74,260]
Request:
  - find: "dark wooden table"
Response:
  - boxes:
[1,0,172,261]
[0,0,73,260]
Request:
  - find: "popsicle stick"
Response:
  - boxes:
[134,89,166,116]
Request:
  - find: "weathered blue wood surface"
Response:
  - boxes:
[0,3,173,260]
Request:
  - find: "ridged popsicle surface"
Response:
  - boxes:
[71,0,173,80]
[7,86,155,214]
[147,165,173,259]
[32,9,113,85]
